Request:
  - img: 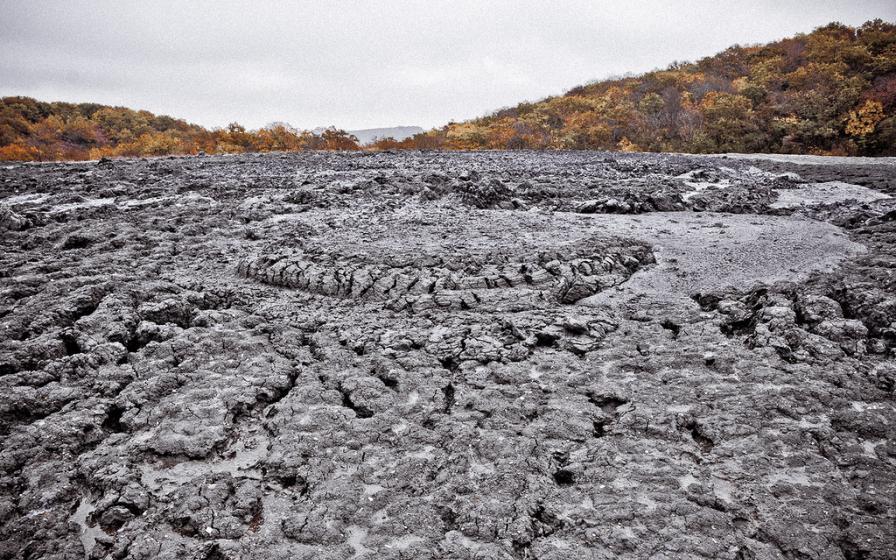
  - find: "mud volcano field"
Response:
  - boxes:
[1,151,895,560]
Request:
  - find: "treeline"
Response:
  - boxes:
[374,20,896,156]
[2,20,894,161]
[0,98,361,161]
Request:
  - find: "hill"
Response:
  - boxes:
[378,19,896,156]
[0,100,360,161]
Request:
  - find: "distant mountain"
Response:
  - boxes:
[347,126,424,145]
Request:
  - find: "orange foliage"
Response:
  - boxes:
[0,142,39,161]
[0,98,362,161]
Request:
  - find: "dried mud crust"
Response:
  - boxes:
[0,151,894,560]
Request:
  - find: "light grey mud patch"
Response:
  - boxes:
[578,211,864,310]
[48,197,117,214]
[71,497,102,559]
[771,181,891,209]
[709,153,896,166]
[674,168,735,201]
[679,179,732,202]
[346,525,372,558]
[118,192,217,209]
[140,435,268,495]
[2,192,49,205]
[386,534,425,551]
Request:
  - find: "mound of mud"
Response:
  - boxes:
[0,151,893,560]
[238,216,652,311]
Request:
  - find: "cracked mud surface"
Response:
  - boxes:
[1,151,894,559]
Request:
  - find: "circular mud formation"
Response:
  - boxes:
[0,151,894,560]
[239,209,654,311]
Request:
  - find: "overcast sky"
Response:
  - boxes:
[1,1,894,131]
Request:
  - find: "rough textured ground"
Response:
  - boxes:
[1,151,894,560]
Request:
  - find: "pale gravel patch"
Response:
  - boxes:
[771,181,891,209]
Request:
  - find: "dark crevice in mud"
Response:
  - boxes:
[125,332,149,353]
[59,330,81,355]
[680,418,715,454]
[585,393,628,438]
[592,419,609,438]
[437,505,459,532]
[260,369,300,407]
[830,289,860,322]
[534,331,558,348]
[102,404,127,433]
[339,386,374,418]
[1,404,63,436]
[838,538,871,560]
[722,316,757,338]
[511,540,533,559]
[70,294,106,325]
[551,450,575,486]
[660,319,681,339]
[172,514,208,539]
[552,469,576,486]
[375,371,399,392]
[60,234,95,250]
[691,428,715,454]
[587,393,628,414]
[276,474,308,496]
[247,502,264,534]
[531,504,564,537]
[203,544,232,560]
[439,356,459,372]
[441,382,456,414]
[693,289,767,337]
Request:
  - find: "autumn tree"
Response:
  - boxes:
[320,129,360,151]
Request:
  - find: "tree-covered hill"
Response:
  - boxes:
[379,20,895,155]
[0,98,360,161]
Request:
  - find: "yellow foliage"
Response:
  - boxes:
[846,100,885,136]
[445,123,488,150]
[785,62,848,89]
[617,137,640,152]
[0,142,40,161]
[700,92,752,120]
[749,56,786,86]
[542,96,600,117]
